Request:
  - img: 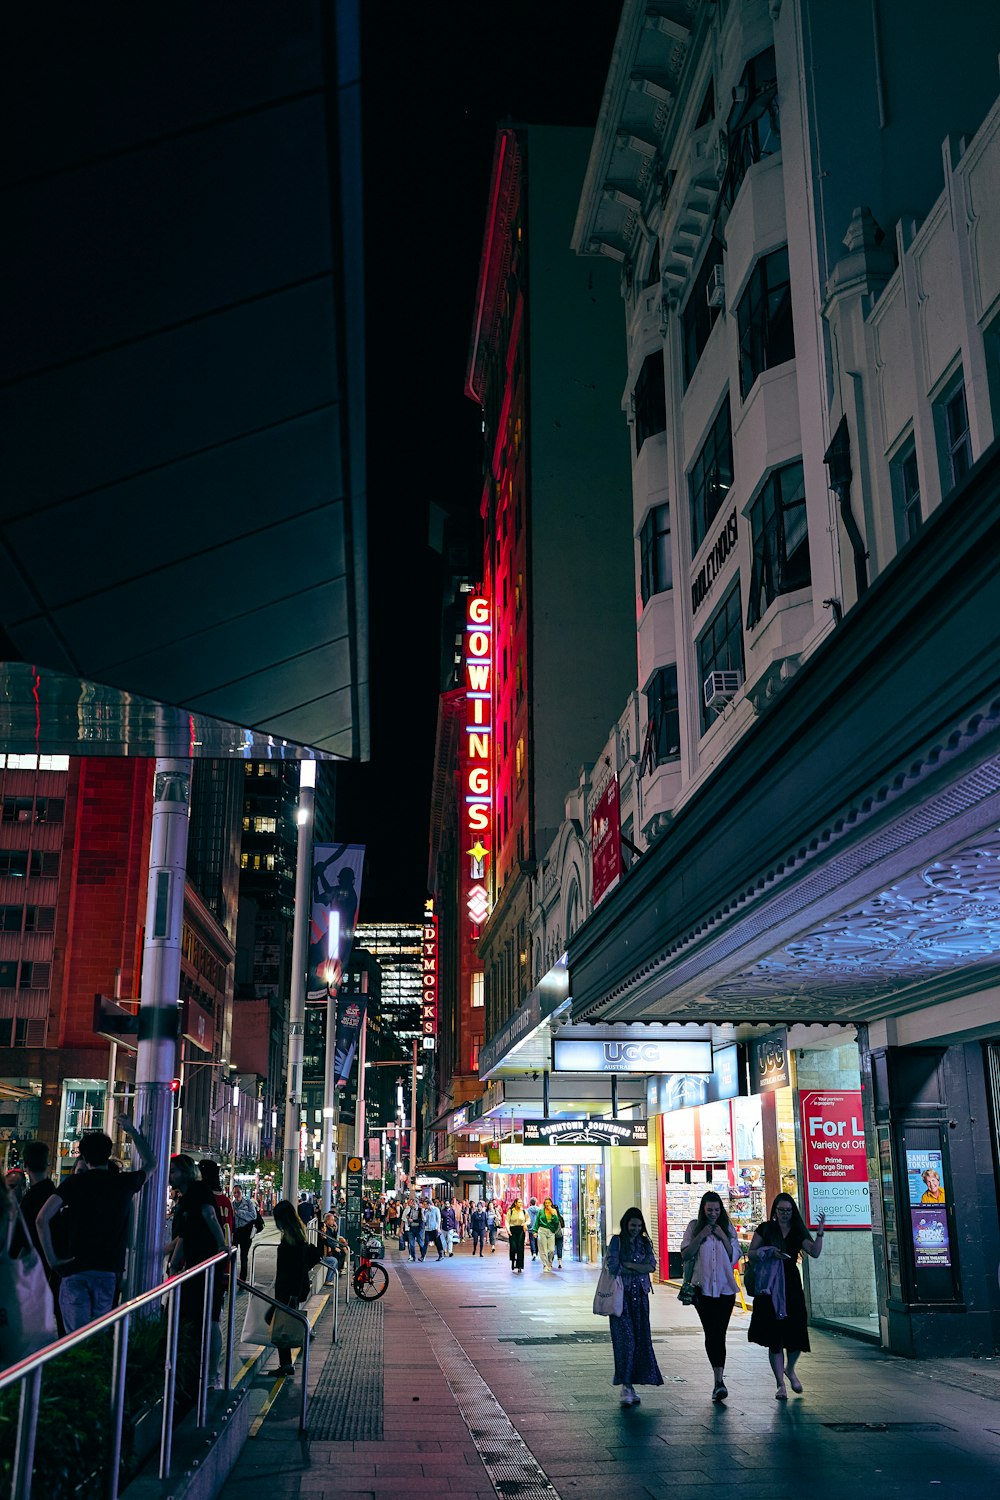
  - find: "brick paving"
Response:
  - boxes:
[219,1239,1000,1500]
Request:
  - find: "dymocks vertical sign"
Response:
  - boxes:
[421,900,438,1049]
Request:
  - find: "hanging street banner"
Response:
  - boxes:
[591,775,623,907]
[523,1118,648,1147]
[799,1090,871,1229]
[334,976,369,1088]
[307,842,366,1002]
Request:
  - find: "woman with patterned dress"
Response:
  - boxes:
[747,1192,825,1399]
[605,1206,664,1405]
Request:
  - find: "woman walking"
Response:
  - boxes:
[605,1207,663,1405]
[680,1190,740,1401]
[470,1200,487,1256]
[747,1193,825,1399]
[535,1197,562,1271]
[485,1199,500,1253]
[507,1197,528,1273]
[269,1200,321,1377]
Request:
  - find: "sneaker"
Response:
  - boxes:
[711,1381,727,1402]
[620,1388,634,1405]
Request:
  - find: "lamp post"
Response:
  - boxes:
[282,760,315,1208]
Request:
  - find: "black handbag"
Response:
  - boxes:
[741,1254,756,1297]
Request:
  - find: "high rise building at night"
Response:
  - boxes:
[354,921,422,1049]
[464,125,635,1056]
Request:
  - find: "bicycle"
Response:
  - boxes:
[352,1232,389,1300]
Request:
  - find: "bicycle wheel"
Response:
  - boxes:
[353,1262,388,1300]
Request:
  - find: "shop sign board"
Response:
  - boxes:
[553,1037,712,1075]
[496,1143,602,1168]
[799,1090,871,1229]
[421,901,438,1047]
[523,1118,648,1147]
[591,776,623,907]
[646,1043,744,1114]
[749,1029,792,1093]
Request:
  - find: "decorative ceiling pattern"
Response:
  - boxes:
[705,831,1000,1013]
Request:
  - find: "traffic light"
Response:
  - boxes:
[169,1078,181,1096]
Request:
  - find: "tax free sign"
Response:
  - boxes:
[799,1090,871,1229]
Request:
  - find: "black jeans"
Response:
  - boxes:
[471,1229,485,1255]
[508,1225,525,1270]
[695,1293,736,1369]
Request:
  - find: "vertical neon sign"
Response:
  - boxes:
[465,593,491,927]
[421,898,438,1048]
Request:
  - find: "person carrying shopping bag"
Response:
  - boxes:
[605,1207,663,1405]
[679,1190,740,1402]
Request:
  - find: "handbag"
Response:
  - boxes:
[241,1291,273,1345]
[741,1254,756,1298]
[677,1275,700,1306]
[254,1213,265,1234]
[0,1208,58,1369]
[592,1262,624,1318]
[269,1301,304,1348]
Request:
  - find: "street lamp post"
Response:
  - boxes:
[282,761,315,1208]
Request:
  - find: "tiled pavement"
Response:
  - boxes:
[219,1240,1000,1500]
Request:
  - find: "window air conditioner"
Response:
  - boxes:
[703,670,742,710]
[707,264,726,309]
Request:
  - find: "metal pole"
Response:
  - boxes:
[321,985,337,1214]
[107,1314,130,1500]
[354,1006,367,1160]
[12,1368,42,1500]
[409,1038,418,1183]
[159,1287,181,1479]
[224,1248,236,1389]
[104,968,123,1136]
[131,759,191,1299]
[282,761,315,1208]
[174,1039,185,1155]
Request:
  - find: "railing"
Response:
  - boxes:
[0,1248,236,1500]
[234,1280,310,1434]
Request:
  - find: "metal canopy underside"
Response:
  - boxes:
[0,6,368,761]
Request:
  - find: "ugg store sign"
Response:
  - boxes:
[552,1037,713,1075]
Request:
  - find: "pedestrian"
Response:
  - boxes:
[605,1206,663,1406]
[748,1193,825,1399]
[485,1199,499,1252]
[535,1197,562,1271]
[10,1140,57,1262]
[527,1196,541,1260]
[298,1192,316,1227]
[554,1203,566,1268]
[507,1197,528,1273]
[442,1200,458,1256]
[268,1200,321,1377]
[420,1199,445,1261]
[4,1168,26,1205]
[403,1196,422,1261]
[232,1185,262,1280]
[168,1155,228,1390]
[35,1115,156,1333]
[680,1190,741,1401]
[470,1200,487,1256]
[319,1211,348,1282]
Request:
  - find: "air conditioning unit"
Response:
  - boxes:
[703,670,742,710]
[706,264,726,309]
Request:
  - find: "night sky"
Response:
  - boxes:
[340,2,624,917]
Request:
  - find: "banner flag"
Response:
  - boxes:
[307,843,366,1002]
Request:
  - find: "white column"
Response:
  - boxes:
[282,761,315,1206]
[321,987,337,1213]
[129,759,191,1298]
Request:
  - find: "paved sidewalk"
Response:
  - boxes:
[219,1240,1000,1500]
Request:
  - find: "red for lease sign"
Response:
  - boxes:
[799,1090,872,1229]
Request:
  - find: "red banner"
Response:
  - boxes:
[591,776,623,907]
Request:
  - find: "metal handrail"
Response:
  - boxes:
[0,1248,235,1500]
[234,1280,310,1433]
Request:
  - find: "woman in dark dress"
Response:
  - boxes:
[747,1192,825,1399]
[605,1206,664,1405]
[269,1199,321,1376]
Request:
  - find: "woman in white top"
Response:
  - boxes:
[679,1191,741,1403]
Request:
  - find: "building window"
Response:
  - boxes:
[643,238,661,289]
[737,247,794,399]
[515,737,524,793]
[24,906,54,933]
[645,666,680,765]
[0,906,22,932]
[19,961,51,990]
[471,1034,484,1072]
[29,851,60,878]
[746,460,811,629]
[697,583,745,733]
[682,240,724,387]
[2,797,33,824]
[688,397,734,553]
[695,79,715,129]
[721,47,780,213]
[634,351,667,454]
[0,851,29,878]
[0,961,17,987]
[938,380,972,490]
[253,816,277,834]
[892,442,922,544]
[639,504,672,605]
[35,798,64,823]
[471,973,484,1008]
